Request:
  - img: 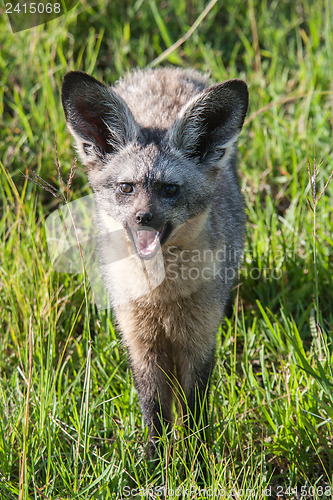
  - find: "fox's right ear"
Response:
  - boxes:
[61,71,137,169]
[168,79,248,168]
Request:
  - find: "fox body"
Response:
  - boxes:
[61,67,248,441]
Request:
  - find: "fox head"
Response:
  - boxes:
[61,70,248,259]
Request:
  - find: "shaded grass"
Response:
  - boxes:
[0,0,333,497]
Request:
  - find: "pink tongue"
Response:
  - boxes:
[135,230,158,255]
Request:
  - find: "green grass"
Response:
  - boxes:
[0,0,333,497]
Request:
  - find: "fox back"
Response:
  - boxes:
[62,67,248,447]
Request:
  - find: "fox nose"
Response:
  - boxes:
[135,211,153,225]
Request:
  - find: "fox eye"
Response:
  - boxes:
[120,183,134,194]
[163,184,179,197]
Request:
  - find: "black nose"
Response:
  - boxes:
[135,211,153,225]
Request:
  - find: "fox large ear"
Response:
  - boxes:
[61,71,137,168]
[168,79,248,167]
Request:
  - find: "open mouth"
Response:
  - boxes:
[129,224,171,259]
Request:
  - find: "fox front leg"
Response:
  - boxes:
[129,346,175,444]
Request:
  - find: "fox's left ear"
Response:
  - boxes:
[168,79,248,166]
[61,71,137,169]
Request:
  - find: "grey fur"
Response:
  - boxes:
[61,67,248,445]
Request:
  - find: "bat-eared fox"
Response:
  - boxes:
[61,67,248,452]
